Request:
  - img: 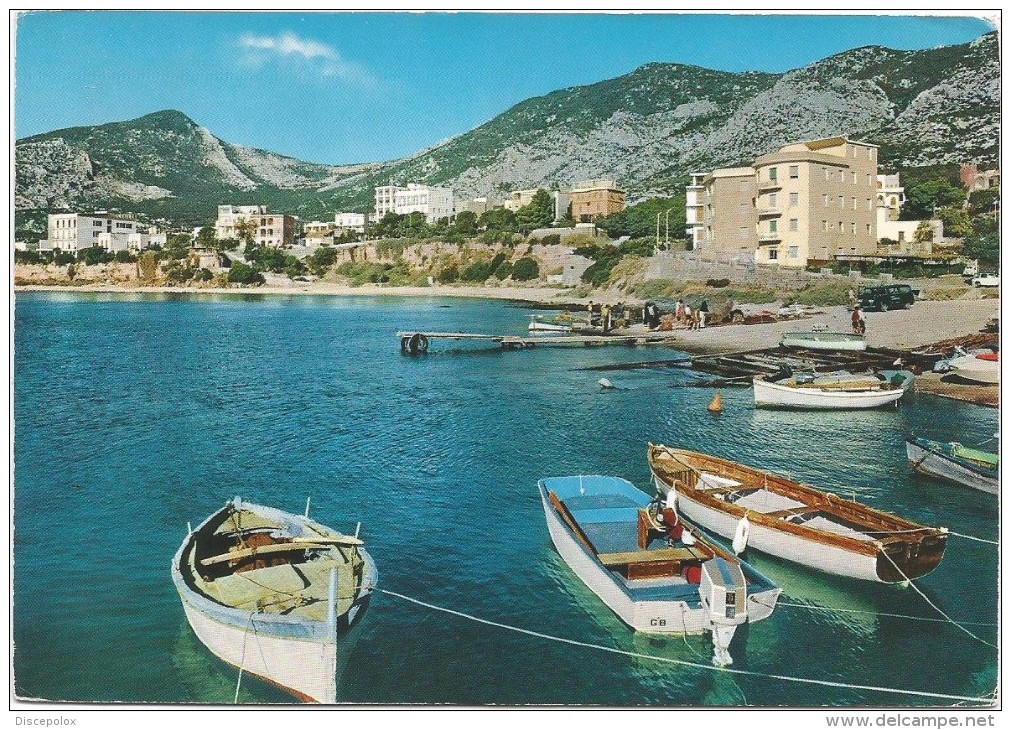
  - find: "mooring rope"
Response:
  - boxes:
[947,531,998,545]
[877,550,997,650]
[234,612,255,704]
[767,600,998,627]
[378,589,992,704]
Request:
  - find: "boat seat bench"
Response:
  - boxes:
[597,546,707,568]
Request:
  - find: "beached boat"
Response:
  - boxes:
[528,314,576,333]
[906,436,999,496]
[539,475,780,665]
[171,498,377,703]
[647,445,948,583]
[780,331,866,352]
[947,352,999,384]
[753,369,913,409]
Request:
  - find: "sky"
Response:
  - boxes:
[13,11,997,165]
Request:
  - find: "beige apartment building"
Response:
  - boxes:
[693,136,879,267]
[569,179,625,222]
[701,168,759,259]
[215,205,296,248]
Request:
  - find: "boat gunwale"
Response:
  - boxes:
[907,437,999,477]
[647,445,947,559]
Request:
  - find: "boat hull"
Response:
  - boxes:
[656,483,880,581]
[780,333,866,351]
[906,440,999,496]
[947,355,999,384]
[753,376,908,409]
[539,487,778,633]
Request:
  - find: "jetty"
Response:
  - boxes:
[397,330,679,354]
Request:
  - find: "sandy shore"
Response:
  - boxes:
[16,283,998,353]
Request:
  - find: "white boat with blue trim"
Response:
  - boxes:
[906,436,999,496]
[754,369,914,409]
[171,498,377,703]
[539,475,780,665]
[780,331,866,351]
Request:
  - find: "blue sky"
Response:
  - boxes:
[14,12,995,165]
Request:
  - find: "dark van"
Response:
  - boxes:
[858,284,917,312]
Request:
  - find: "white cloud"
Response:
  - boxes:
[238,31,376,86]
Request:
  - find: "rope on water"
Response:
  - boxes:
[877,550,997,650]
[378,588,992,704]
[771,600,998,627]
[234,612,255,704]
[948,531,998,545]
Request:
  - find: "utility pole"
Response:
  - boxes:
[655,211,662,255]
[664,207,676,251]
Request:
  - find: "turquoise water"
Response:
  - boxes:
[13,292,999,706]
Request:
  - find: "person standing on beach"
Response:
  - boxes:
[683,302,692,329]
[675,299,685,324]
[699,299,709,329]
[851,305,866,335]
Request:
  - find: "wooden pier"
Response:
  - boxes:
[397,330,679,354]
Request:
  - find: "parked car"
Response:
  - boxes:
[858,284,916,312]
[972,273,1000,288]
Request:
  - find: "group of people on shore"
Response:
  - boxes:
[586,301,630,333]
[641,299,709,331]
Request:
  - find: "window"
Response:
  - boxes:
[867,174,873,186]
[740,202,749,214]
[789,192,798,206]
[824,168,830,181]
[769,220,778,233]
[851,223,856,235]
[823,194,829,207]
[852,197,857,210]
[739,181,748,192]
[768,248,778,260]
[866,223,872,235]
[789,165,799,179]
[769,193,778,207]
[822,220,829,231]
[840,196,846,208]
[867,199,873,211]
[898,231,906,242]
[839,170,845,183]
[769,167,778,181]
[838,221,844,233]
[783,218,796,232]
[788,246,799,258]
[739,227,749,239]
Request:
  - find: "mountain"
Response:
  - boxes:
[15,32,998,224]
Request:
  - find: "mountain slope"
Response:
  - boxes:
[15,32,999,223]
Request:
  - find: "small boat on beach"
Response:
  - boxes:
[647,445,948,583]
[780,331,866,352]
[906,436,999,496]
[753,369,913,409]
[947,352,999,385]
[539,474,781,665]
[528,314,577,333]
[172,498,377,703]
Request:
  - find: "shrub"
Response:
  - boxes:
[494,261,514,280]
[621,237,656,257]
[79,246,112,265]
[196,268,214,282]
[632,279,680,300]
[921,286,969,301]
[14,250,41,265]
[113,250,137,263]
[792,282,852,306]
[581,256,619,286]
[227,262,265,285]
[461,260,493,282]
[512,257,540,281]
[489,252,507,273]
[54,251,76,265]
[541,233,561,247]
[706,278,731,288]
[438,263,459,283]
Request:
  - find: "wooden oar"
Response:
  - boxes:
[200,537,360,567]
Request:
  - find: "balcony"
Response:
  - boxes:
[757,208,781,218]
[758,234,782,244]
[757,180,781,192]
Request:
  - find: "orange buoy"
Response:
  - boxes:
[708,392,724,414]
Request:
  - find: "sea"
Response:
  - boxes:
[12,291,999,707]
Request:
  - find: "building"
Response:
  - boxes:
[685,173,707,250]
[455,197,491,217]
[876,174,906,221]
[503,189,539,213]
[373,184,455,223]
[876,214,943,255]
[960,164,1000,191]
[752,137,879,266]
[334,213,366,235]
[214,205,295,248]
[46,212,139,255]
[568,179,625,222]
[693,136,880,267]
[700,168,759,260]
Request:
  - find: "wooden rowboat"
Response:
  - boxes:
[171,498,377,703]
[647,445,948,583]
[906,436,999,496]
[539,475,780,665]
[780,331,866,352]
[753,369,914,409]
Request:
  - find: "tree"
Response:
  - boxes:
[515,189,554,232]
[227,261,265,285]
[164,233,192,260]
[477,207,517,233]
[597,194,685,240]
[452,210,478,235]
[901,179,965,220]
[79,246,112,265]
[936,206,972,238]
[511,257,539,281]
[234,218,258,248]
[912,221,935,245]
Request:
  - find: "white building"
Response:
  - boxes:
[214,204,295,247]
[876,174,906,222]
[334,212,366,235]
[373,184,455,223]
[503,189,569,221]
[47,212,139,255]
[685,172,707,250]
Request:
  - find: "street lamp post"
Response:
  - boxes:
[655,211,662,254]
[664,207,676,251]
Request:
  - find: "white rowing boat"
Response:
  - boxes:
[947,352,999,384]
[906,436,999,496]
[171,498,377,703]
[754,369,913,409]
[780,331,866,352]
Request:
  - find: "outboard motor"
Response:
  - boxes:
[699,557,748,666]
